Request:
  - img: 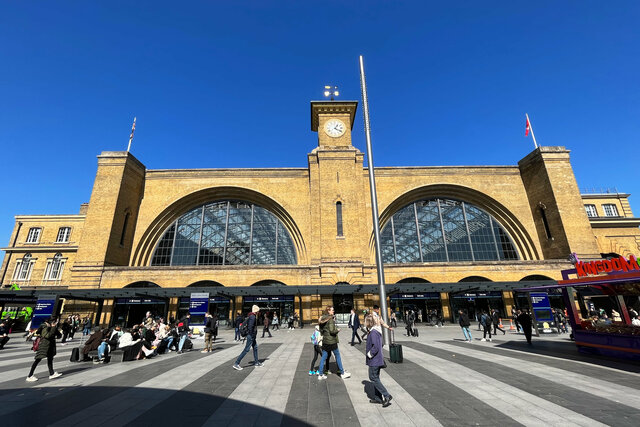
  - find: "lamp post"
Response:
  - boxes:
[323,85,339,101]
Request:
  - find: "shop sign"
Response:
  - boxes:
[189,293,209,315]
[31,295,57,329]
[391,293,440,300]
[116,298,164,305]
[530,292,554,332]
[574,254,639,278]
[244,296,294,303]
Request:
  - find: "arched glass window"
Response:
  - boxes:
[47,253,64,280]
[381,198,518,263]
[14,253,33,280]
[151,201,297,266]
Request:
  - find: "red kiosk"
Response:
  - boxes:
[519,254,640,360]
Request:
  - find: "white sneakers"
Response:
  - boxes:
[318,374,327,380]
[232,364,243,371]
[26,376,38,382]
[340,372,351,379]
[480,338,486,342]
[49,372,62,379]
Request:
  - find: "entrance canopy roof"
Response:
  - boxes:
[0,280,556,302]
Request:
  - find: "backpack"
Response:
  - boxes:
[239,317,251,337]
[311,330,321,346]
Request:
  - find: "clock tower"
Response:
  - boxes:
[308,100,369,272]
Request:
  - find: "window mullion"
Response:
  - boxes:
[249,204,254,265]
[222,201,230,265]
[413,203,423,263]
[489,217,501,259]
[169,220,178,267]
[461,202,475,262]
[390,217,398,263]
[196,205,205,265]
[437,199,450,262]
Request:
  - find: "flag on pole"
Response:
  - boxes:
[525,116,531,137]
[524,113,538,148]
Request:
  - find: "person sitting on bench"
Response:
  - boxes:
[82,327,105,361]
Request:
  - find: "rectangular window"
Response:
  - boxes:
[26,227,41,243]
[584,204,598,218]
[56,227,71,243]
[336,202,343,237]
[120,213,130,246]
[44,258,65,281]
[602,204,619,217]
[539,207,552,239]
[13,260,34,281]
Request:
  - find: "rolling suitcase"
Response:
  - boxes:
[389,330,403,363]
[70,347,80,362]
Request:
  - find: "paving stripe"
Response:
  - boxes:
[0,346,218,420]
[49,343,259,426]
[282,342,317,426]
[123,343,284,427]
[202,337,306,426]
[0,348,74,367]
[401,344,606,427]
[340,342,442,426]
[432,340,640,409]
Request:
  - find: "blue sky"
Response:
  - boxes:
[1,1,639,244]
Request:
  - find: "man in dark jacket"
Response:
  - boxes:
[261,313,272,338]
[234,312,243,342]
[177,313,190,354]
[348,309,362,345]
[517,310,533,344]
[233,306,262,370]
[491,309,506,335]
[0,319,9,349]
[458,309,472,342]
[82,327,105,360]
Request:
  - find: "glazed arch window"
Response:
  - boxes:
[584,204,597,218]
[336,202,343,237]
[380,198,519,263]
[56,227,71,243]
[44,253,65,281]
[151,200,297,266]
[26,227,41,243]
[602,204,619,217]
[13,253,34,281]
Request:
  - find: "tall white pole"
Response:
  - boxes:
[359,55,391,346]
[127,117,137,152]
[526,113,538,149]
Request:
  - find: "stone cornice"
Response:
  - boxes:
[310,101,358,131]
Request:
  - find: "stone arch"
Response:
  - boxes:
[370,184,539,262]
[459,276,492,282]
[132,186,307,266]
[520,275,554,281]
[396,277,430,284]
[251,280,288,287]
[124,281,160,288]
[188,280,224,287]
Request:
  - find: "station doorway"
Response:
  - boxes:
[389,293,442,323]
[449,291,505,323]
[112,298,167,327]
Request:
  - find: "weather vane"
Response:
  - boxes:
[324,85,339,101]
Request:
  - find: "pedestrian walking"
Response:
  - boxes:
[60,318,71,345]
[480,311,492,342]
[0,319,10,349]
[309,325,323,375]
[26,318,63,382]
[317,306,351,380]
[348,309,362,345]
[512,307,522,333]
[234,312,243,342]
[261,313,272,338]
[517,310,533,344]
[82,316,92,336]
[272,313,279,330]
[458,309,472,342]
[202,313,214,353]
[233,305,263,370]
[491,309,506,335]
[177,313,190,354]
[364,314,392,407]
[390,312,397,328]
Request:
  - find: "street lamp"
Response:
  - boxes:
[324,85,339,101]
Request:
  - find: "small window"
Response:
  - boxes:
[584,204,597,218]
[13,253,34,281]
[336,202,343,237]
[56,227,71,243]
[120,213,130,246]
[26,228,41,243]
[602,204,619,217]
[45,253,65,281]
[539,206,552,239]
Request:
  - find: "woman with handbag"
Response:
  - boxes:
[26,318,63,382]
[364,314,392,407]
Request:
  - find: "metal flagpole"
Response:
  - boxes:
[359,55,391,346]
[526,113,538,149]
[127,117,137,152]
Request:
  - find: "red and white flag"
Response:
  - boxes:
[525,116,531,137]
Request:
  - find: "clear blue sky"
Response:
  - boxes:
[1,1,639,245]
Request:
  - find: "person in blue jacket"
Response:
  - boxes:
[364,314,392,407]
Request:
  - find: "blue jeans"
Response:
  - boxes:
[98,342,109,359]
[461,326,472,341]
[235,335,259,365]
[178,334,187,351]
[318,347,344,374]
[234,327,241,341]
[163,337,174,352]
[368,365,390,401]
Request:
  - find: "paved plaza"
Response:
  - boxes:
[1,325,639,426]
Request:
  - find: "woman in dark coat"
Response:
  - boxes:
[26,318,63,382]
[364,314,392,407]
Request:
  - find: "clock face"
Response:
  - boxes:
[324,119,346,138]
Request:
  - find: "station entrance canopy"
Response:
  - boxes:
[0,280,556,301]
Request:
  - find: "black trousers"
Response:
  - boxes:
[523,327,532,344]
[0,336,9,348]
[483,325,492,339]
[29,354,54,377]
[351,327,362,344]
[493,323,505,334]
[310,344,325,371]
